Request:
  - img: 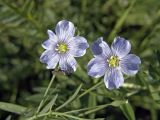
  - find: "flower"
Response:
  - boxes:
[40,20,89,73]
[87,37,141,90]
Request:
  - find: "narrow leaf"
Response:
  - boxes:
[40,94,58,114]
[79,100,126,116]
[108,0,136,41]
[120,102,135,120]
[0,102,27,115]
[88,93,96,118]
[55,84,82,111]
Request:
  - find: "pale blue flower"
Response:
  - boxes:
[40,20,89,73]
[87,37,141,89]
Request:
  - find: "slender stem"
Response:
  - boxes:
[29,111,92,120]
[79,104,110,117]
[29,101,125,120]
[65,103,109,114]
[77,80,103,99]
[36,73,56,114]
[55,84,82,111]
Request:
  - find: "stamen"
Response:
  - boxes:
[55,43,68,53]
[107,56,119,68]
[55,48,58,51]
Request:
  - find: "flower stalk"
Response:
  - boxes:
[36,73,56,114]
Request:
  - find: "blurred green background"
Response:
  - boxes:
[0,0,160,120]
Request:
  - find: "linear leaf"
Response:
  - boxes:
[108,0,136,41]
[120,102,135,120]
[79,100,126,116]
[55,84,82,111]
[88,93,96,118]
[40,94,58,114]
[0,102,27,115]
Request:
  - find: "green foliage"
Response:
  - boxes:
[0,0,160,120]
[0,102,27,115]
[120,102,135,120]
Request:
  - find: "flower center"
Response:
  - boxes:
[56,43,68,53]
[107,56,119,68]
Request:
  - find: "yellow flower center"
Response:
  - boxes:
[107,56,119,68]
[56,43,68,53]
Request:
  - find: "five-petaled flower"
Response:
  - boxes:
[40,20,89,73]
[87,37,141,90]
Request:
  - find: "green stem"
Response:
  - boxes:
[36,73,56,114]
[77,80,103,99]
[29,111,93,120]
[65,103,110,114]
[79,104,109,117]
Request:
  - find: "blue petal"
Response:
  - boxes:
[91,37,111,58]
[55,20,75,42]
[111,37,131,58]
[104,68,124,90]
[59,55,77,73]
[42,30,58,49]
[120,54,141,75]
[40,50,59,69]
[70,36,89,57]
[47,30,58,40]
[87,57,108,78]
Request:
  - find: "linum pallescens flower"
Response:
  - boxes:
[40,20,89,73]
[87,37,141,90]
